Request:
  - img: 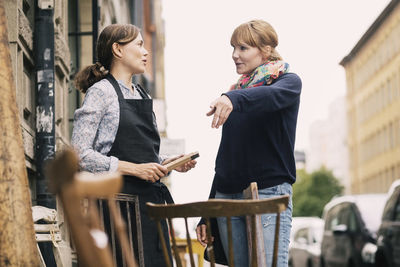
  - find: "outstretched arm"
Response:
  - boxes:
[207,73,302,128]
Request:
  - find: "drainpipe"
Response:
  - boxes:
[35,0,56,265]
[92,0,99,62]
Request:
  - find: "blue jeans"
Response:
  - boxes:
[216,183,293,267]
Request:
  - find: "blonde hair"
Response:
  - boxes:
[230,20,282,61]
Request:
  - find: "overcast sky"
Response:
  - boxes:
[159,0,391,204]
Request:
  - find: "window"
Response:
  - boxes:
[390,122,394,149]
[23,59,35,126]
[394,198,400,222]
[397,164,400,180]
[382,189,400,221]
[325,204,348,231]
[22,0,34,27]
[387,79,392,104]
[392,74,397,100]
[294,228,309,244]
[348,207,359,232]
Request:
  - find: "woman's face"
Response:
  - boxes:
[119,33,148,74]
[232,43,265,75]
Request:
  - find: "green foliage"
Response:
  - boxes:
[292,167,343,217]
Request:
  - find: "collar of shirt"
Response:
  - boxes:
[116,79,142,99]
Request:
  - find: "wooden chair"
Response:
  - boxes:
[47,148,138,267]
[243,182,267,267]
[146,192,289,267]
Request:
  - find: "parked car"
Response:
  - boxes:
[375,179,400,267]
[320,194,387,267]
[289,217,324,267]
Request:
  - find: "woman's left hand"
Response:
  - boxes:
[207,95,233,129]
[162,155,197,172]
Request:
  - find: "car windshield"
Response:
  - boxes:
[356,195,387,233]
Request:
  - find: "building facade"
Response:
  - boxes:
[4,0,166,264]
[307,96,350,193]
[340,0,400,194]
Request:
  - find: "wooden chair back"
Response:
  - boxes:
[243,182,267,267]
[47,148,138,267]
[146,193,289,267]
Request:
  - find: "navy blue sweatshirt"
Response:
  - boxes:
[212,72,302,195]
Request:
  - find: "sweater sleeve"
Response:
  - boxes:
[223,73,302,113]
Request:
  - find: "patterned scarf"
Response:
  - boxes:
[234,60,289,89]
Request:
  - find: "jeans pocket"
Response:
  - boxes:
[258,184,279,197]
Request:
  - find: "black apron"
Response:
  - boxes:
[104,74,173,267]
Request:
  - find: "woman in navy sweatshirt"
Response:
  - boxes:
[196,20,302,266]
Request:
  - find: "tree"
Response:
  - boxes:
[293,167,343,217]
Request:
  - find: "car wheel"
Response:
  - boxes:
[288,258,293,267]
[307,259,313,267]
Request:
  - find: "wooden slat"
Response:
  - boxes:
[126,201,134,260]
[109,203,117,267]
[146,196,289,219]
[184,218,196,267]
[35,233,62,242]
[205,218,215,267]
[244,182,267,267]
[132,195,145,267]
[156,221,172,267]
[74,172,123,198]
[168,218,182,267]
[272,213,281,267]
[251,215,257,267]
[34,224,59,233]
[108,199,138,267]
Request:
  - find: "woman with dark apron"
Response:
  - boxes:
[72,24,196,266]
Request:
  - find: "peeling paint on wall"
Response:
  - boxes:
[44,48,51,61]
[36,106,53,133]
[37,69,54,83]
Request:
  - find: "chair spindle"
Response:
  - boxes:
[184,218,196,267]
[205,218,215,267]
[125,202,134,256]
[272,212,281,267]
[251,215,257,267]
[156,221,172,267]
[227,216,234,267]
[168,218,183,267]
[108,199,137,267]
